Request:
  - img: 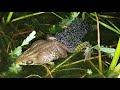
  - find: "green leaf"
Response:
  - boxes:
[100,47,115,55]
[94,45,115,58]
[87,69,93,75]
[9,46,22,57]
[49,25,56,34]
[21,30,36,46]
[9,63,22,74]
[14,46,22,56]
[70,12,80,18]
[9,31,36,57]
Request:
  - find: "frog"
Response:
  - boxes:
[16,36,91,65]
[16,36,71,65]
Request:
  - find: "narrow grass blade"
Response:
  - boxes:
[107,19,120,33]
[87,13,120,34]
[51,12,64,20]
[11,12,45,22]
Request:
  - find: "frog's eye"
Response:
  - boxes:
[26,60,34,65]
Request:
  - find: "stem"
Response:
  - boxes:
[87,13,120,34]
[41,65,53,78]
[11,12,45,22]
[95,12,103,72]
[89,60,105,78]
[51,12,64,20]
[61,55,107,68]
[45,53,76,77]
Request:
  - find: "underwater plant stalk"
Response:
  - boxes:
[11,12,45,22]
[45,53,76,77]
[51,12,64,20]
[95,12,103,73]
[108,37,120,74]
[87,13,120,34]
[89,60,105,78]
[51,54,75,73]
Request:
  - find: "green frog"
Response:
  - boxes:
[16,37,71,65]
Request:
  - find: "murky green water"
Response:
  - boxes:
[0,12,120,78]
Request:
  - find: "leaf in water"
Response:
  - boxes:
[87,69,93,75]
[61,18,73,27]
[9,31,36,57]
[100,47,115,58]
[100,47,115,54]
[9,63,22,74]
[49,25,56,34]
[94,45,115,58]
[9,46,22,57]
[60,12,80,27]
[70,12,80,18]
[14,46,22,56]
[21,30,36,46]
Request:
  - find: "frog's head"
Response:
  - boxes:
[16,53,38,65]
[16,40,47,65]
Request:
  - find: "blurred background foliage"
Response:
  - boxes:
[0,12,120,78]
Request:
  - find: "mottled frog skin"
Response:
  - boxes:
[16,38,71,65]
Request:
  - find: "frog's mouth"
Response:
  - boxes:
[16,60,43,65]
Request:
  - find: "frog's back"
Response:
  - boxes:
[16,40,69,65]
[35,40,69,64]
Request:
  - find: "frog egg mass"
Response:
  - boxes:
[54,18,89,52]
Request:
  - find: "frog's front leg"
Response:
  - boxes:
[46,61,55,69]
[47,61,55,66]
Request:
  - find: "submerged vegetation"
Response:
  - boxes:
[0,12,120,78]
